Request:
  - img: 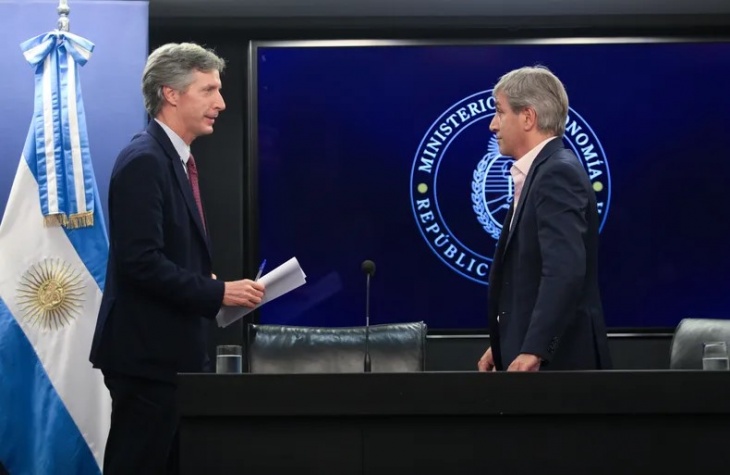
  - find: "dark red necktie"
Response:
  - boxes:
[186,154,206,232]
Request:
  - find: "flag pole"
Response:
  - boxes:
[57,0,70,32]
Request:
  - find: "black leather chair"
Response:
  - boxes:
[670,318,730,369]
[247,322,427,373]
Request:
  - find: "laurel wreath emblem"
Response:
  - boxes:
[471,137,505,241]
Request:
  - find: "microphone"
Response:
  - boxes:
[361,260,376,373]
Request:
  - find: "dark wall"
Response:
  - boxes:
[151,0,730,30]
[149,0,728,370]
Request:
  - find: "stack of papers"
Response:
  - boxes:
[216,257,306,328]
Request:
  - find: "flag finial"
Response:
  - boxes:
[57,0,70,32]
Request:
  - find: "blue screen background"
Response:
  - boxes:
[255,41,730,330]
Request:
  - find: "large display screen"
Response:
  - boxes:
[253,39,730,330]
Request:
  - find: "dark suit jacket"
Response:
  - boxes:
[90,120,225,382]
[488,138,612,371]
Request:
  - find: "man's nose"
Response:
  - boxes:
[215,92,226,111]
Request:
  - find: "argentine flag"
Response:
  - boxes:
[0,30,110,474]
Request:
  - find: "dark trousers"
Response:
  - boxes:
[102,371,180,475]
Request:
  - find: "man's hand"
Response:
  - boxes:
[477,347,496,372]
[223,279,265,308]
[507,353,541,372]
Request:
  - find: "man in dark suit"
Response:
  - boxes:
[477,66,611,372]
[89,43,265,474]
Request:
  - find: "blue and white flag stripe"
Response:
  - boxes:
[0,298,100,475]
[21,31,96,227]
[0,30,109,474]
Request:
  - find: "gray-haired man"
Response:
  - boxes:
[90,43,265,474]
[477,66,611,373]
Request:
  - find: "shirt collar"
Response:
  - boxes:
[155,118,191,165]
[512,136,557,177]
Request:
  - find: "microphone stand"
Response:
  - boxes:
[364,272,371,373]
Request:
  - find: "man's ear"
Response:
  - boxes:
[161,85,178,107]
[522,107,537,131]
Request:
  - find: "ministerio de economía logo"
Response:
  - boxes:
[410,89,611,285]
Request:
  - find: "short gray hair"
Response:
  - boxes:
[142,43,226,117]
[493,66,569,137]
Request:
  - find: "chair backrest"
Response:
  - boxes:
[247,322,427,373]
[670,318,730,369]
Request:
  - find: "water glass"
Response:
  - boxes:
[216,344,243,374]
[702,341,729,371]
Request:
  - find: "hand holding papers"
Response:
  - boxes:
[216,257,306,328]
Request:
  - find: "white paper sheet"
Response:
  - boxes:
[215,257,307,328]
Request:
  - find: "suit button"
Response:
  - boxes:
[497,316,500,323]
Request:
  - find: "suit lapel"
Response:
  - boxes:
[146,121,211,257]
[172,159,211,252]
[489,202,512,288]
[502,138,564,255]
[493,203,512,266]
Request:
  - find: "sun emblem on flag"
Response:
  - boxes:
[16,258,85,330]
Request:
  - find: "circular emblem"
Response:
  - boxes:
[16,258,85,329]
[410,89,610,285]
